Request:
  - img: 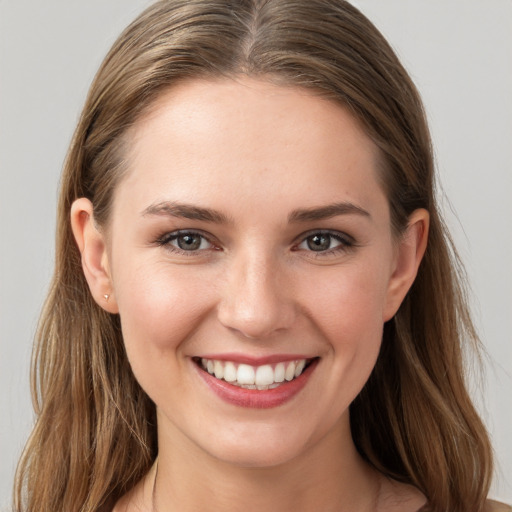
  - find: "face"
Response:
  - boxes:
[81,78,424,468]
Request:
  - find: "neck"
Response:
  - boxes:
[151,413,381,512]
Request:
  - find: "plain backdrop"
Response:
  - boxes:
[1,0,511,507]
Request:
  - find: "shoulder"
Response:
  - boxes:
[484,499,512,512]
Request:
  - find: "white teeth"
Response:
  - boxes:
[274,363,285,383]
[213,360,224,379]
[295,359,306,377]
[223,361,237,382]
[237,364,255,385]
[199,358,311,388]
[285,362,296,381]
[255,365,274,386]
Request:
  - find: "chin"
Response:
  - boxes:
[193,422,318,470]
[210,442,305,469]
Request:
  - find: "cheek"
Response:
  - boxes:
[282,261,390,436]
[302,260,390,344]
[299,260,390,396]
[112,259,217,375]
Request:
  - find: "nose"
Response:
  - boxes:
[217,250,296,340]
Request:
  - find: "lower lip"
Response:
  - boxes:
[195,359,318,409]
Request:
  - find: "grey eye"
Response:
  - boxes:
[176,233,203,251]
[295,231,352,254]
[306,234,333,251]
[299,233,343,252]
[157,229,217,254]
[162,232,214,252]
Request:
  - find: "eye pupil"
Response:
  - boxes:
[178,234,202,250]
[307,234,330,251]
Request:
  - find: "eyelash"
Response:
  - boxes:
[155,230,218,256]
[293,230,355,257]
[155,229,355,257]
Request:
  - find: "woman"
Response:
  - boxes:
[12,1,508,511]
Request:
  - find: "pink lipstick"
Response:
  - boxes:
[193,356,318,409]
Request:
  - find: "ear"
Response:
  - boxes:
[70,198,119,314]
[383,208,429,321]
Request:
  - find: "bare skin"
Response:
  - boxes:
[113,452,428,512]
[75,78,509,512]
[485,501,512,512]
[73,78,432,512]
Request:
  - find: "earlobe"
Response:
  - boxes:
[70,198,119,314]
[383,209,429,321]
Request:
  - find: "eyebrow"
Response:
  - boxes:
[288,202,371,222]
[141,200,370,224]
[142,201,231,224]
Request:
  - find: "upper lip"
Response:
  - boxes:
[193,353,316,366]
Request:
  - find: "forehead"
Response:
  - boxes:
[115,77,386,220]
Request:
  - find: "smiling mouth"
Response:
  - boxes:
[194,357,316,390]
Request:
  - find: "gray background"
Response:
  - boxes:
[1,0,511,507]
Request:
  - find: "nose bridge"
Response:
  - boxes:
[218,247,294,339]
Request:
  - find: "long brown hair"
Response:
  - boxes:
[14,1,493,511]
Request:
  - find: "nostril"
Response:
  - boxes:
[217,296,296,340]
[216,258,297,338]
